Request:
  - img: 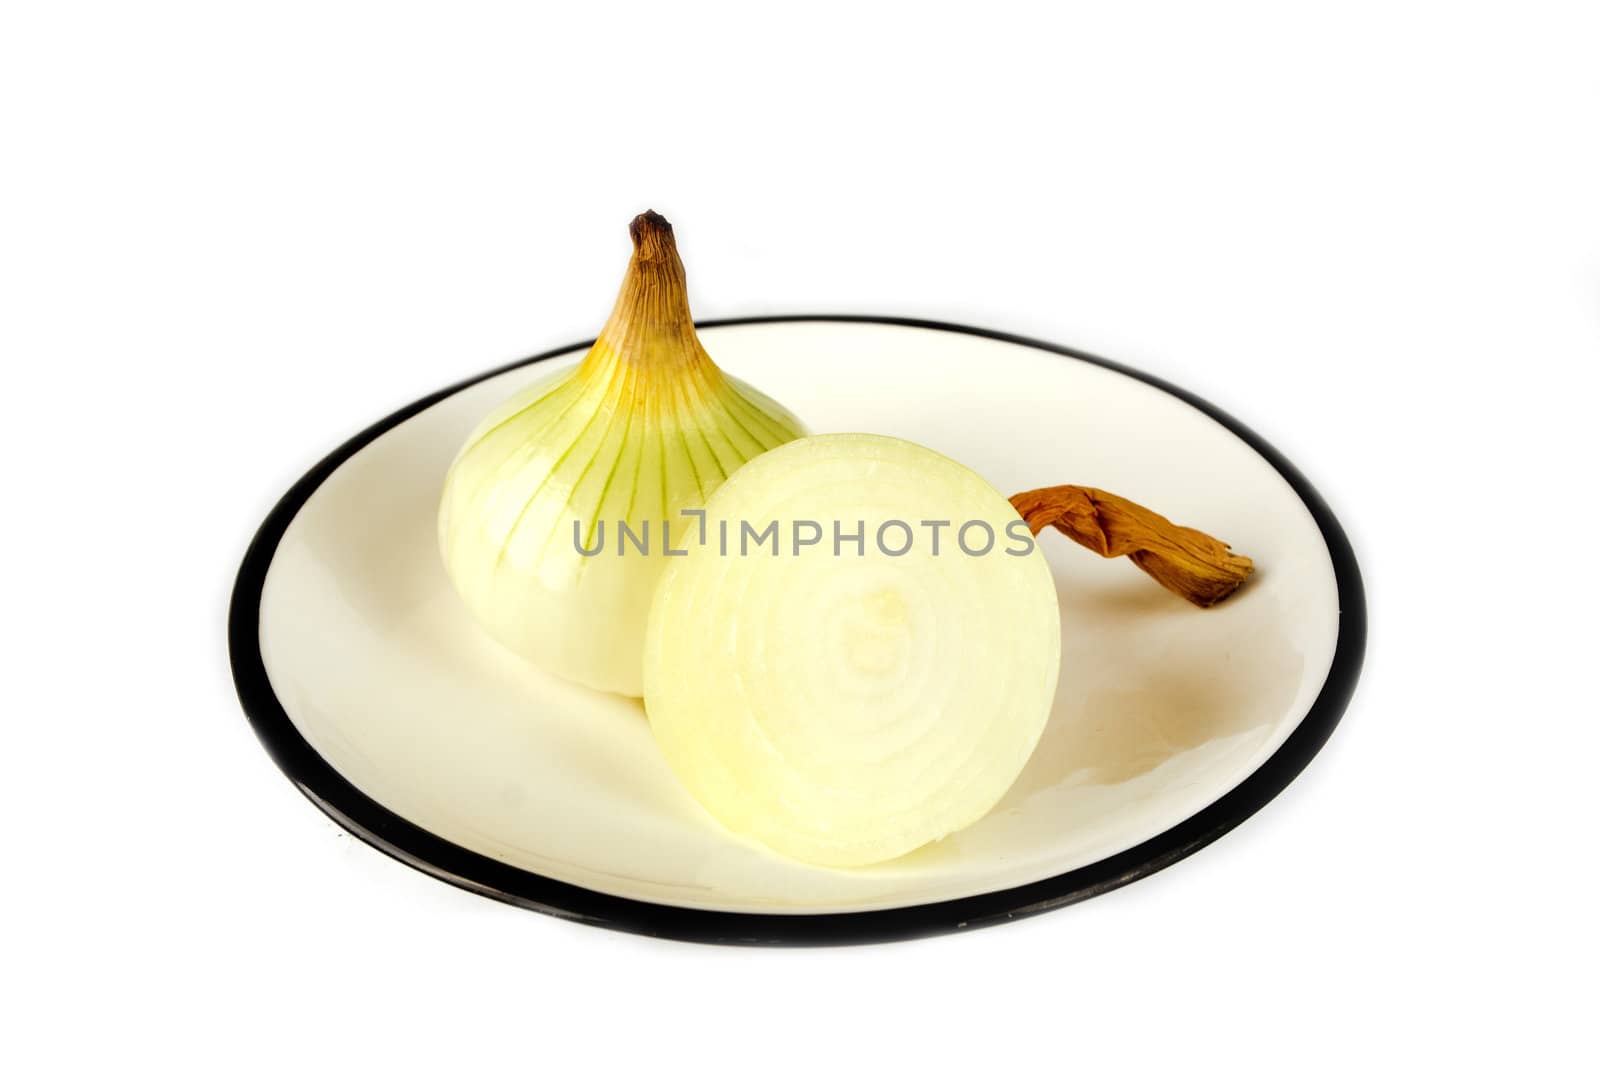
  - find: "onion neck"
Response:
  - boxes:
[585,210,719,379]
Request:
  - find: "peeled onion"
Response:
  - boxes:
[438,212,803,695]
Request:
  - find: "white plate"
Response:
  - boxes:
[230,317,1364,945]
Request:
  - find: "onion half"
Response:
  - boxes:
[643,434,1061,867]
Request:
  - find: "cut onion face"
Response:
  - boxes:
[643,434,1061,867]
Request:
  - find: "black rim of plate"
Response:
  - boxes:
[228,315,1366,947]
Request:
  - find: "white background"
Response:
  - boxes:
[3,2,1596,1062]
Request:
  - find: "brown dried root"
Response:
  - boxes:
[1009,485,1253,607]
